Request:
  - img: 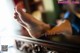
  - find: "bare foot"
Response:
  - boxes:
[14,1,50,38]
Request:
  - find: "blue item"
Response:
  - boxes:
[64,11,70,19]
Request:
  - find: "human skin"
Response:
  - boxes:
[14,1,80,44]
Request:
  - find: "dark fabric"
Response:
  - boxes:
[50,24,56,29]
[71,15,80,35]
[72,26,80,35]
[66,12,80,35]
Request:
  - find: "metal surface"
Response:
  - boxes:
[15,35,80,53]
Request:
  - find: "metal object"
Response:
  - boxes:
[15,35,80,53]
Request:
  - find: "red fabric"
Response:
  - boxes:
[13,0,21,5]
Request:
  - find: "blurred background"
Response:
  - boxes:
[0,0,80,53]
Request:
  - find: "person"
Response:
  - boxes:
[14,1,80,43]
[32,2,44,21]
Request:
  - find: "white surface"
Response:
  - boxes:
[0,0,21,53]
